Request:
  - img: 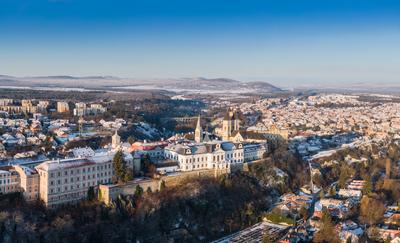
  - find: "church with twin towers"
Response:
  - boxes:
[194,109,241,143]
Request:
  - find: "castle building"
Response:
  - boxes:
[164,140,244,172]
[162,110,270,172]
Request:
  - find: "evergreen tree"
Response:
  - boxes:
[360,195,385,225]
[124,169,133,182]
[160,180,166,190]
[134,185,143,197]
[319,190,325,199]
[112,150,132,183]
[362,177,372,195]
[127,136,135,145]
[314,209,340,243]
[329,186,336,196]
[338,169,348,189]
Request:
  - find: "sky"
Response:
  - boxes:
[0,0,400,87]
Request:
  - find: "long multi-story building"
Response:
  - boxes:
[73,103,106,116]
[88,104,107,115]
[73,102,87,116]
[36,158,103,207]
[35,149,133,207]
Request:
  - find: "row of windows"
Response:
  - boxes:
[26,186,38,193]
[49,164,112,178]
[226,152,243,158]
[165,153,178,160]
[49,171,112,186]
[179,153,244,164]
[184,163,230,171]
[49,181,97,194]
[184,164,208,170]
[48,178,112,195]
[48,191,86,202]
[0,179,11,184]
[0,185,18,192]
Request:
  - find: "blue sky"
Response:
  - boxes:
[1,0,399,86]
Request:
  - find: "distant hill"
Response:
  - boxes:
[0,75,282,94]
[146,77,282,93]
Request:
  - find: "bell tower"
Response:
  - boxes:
[112,130,121,149]
[195,115,203,143]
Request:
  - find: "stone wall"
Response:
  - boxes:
[99,166,244,205]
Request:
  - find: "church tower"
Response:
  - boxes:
[112,129,121,149]
[222,108,240,141]
[195,115,203,143]
[222,110,232,140]
[233,110,240,131]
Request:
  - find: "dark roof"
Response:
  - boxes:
[0,165,14,171]
[223,111,232,121]
[156,161,179,168]
[233,130,268,141]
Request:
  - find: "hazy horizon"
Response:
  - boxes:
[1,0,400,85]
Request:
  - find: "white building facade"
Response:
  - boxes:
[164,141,244,172]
